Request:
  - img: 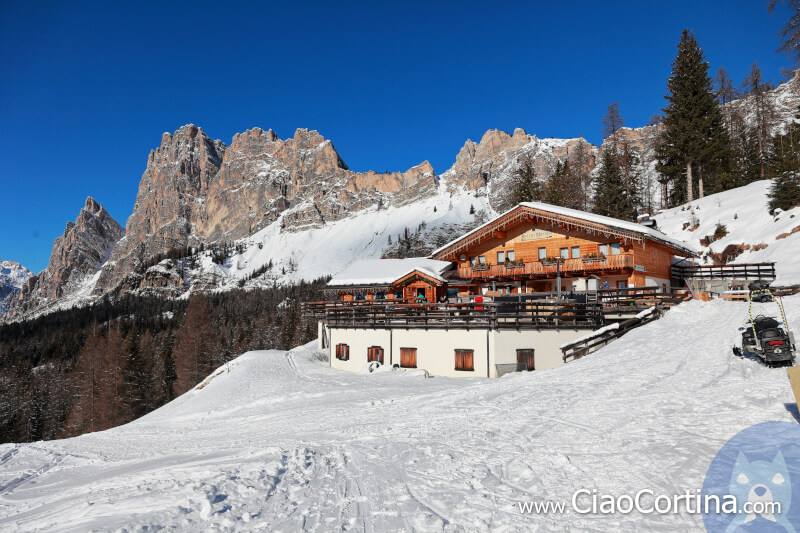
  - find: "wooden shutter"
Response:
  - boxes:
[368,346,384,364]
[400,347,416,368]
[455,349,474,371]
[516,349,535,371]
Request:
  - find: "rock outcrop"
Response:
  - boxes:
[10,197,124,317]
[441,128,597,211]
[95,125,438,292]
[0,260,33,315]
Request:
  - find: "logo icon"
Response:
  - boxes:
[703,421,800,532]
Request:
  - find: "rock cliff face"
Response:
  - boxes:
[11,198,124,317]
[441,128,597,211]
[95,125,438,292]
[0,260,33,315]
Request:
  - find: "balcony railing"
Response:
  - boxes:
[457,254,635,279]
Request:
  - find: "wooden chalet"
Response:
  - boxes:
[325,258,453,302]
[431,202,698,295]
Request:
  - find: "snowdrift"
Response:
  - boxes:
[654,180,800,286]
[1,297,798,531]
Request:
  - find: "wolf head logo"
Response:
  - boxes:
[724,451,795,533]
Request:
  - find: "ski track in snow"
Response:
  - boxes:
[1,298,799,531]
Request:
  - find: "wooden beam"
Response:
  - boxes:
[788,367,800,415]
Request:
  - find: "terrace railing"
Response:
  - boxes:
[671,262,776,281]
[457,254,634,279]
[302,299,604,330]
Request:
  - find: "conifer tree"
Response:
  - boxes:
[768,107,800,212]
[594,149,636,221]
[656,30,731,204]
[508,155,542,206]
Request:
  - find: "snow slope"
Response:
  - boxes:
[654,180,800,286]
[1,297,798,531]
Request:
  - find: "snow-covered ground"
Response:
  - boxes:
[654,180,800,286]
[1,297,798,531]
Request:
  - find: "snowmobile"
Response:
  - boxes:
[732,281,796,367]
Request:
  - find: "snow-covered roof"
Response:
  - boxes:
[327,258,453,287]
[432,202,698,258]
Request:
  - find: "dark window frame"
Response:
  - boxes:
[400,347,417,368]
[367,346,384,364]
[336,343,350,361]
[516,349,535,371]
[454,349,475,371]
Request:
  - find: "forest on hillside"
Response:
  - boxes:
[0,279,327,444]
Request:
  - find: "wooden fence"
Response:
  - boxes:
[303,300,604,330]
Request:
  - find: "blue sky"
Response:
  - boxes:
[0,1,794,272]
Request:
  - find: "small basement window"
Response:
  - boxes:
[400,347,417,368]
[336,344,350,361]
[367,346,384,364]
[455,349,474,371]
[517,349,535,371]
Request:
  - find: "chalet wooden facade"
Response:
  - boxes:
[431,202,697,295]
[325,258,452,302]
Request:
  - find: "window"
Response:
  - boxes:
[394,290,403,299]
[455,349,474,371]
[497,251,505,264]
[517,349,535,371]
[367,346,384,364]
[610,243,621,255]
[335,344,350,361]
[355,293,365,301]
[507,250,515,262]
[375,291,386,300]
[617,281,628,288]
[560,248,569,259]
[400,347,417,368]
[478,255,486,265]
[599,244,608,256]
[538,247,547,260]
[571,246,580,259]
[470,257,476,266]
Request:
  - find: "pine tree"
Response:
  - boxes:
[768,0,800,62]
[594,149,636,221]
[768,107,800,212]
[742,63,776,179]
[508,155,542,206]
[656,30,731,204]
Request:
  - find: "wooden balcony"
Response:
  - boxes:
[457,254,635,280]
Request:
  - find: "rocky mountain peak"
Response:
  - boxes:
[7,199,124,318]
[0,260,33,316]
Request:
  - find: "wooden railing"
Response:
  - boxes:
[671,262,776,281]
[597,286,691,311]
[303,300,604,330]
[562,306,664,362]
[458,254,635,279]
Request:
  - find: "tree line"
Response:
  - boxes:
[0,278,327,444]
[510,2,800,219]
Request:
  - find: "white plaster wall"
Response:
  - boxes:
[329,328,392,373]
[327,327,590,378]
[390,328,491,378]
[490,329,587,374]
